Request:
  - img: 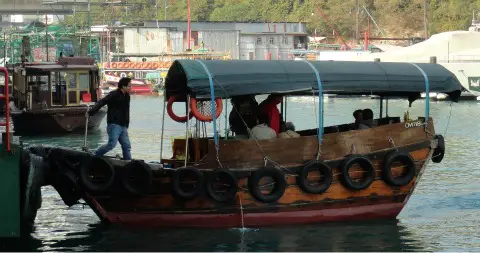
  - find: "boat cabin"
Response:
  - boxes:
[10,57,100,111]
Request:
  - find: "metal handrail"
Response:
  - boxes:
[0,67,10,152]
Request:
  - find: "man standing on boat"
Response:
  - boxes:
[88,77,132,160]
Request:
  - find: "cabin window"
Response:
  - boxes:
[65,71,90,105]
[39,76,49,91]
[51,72,67,106]
[68,74,77,89]
[49,71,90,106]
[27,75,50,110]
[79,73,89,90]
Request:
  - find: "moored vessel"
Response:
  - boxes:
[9,57,107,136]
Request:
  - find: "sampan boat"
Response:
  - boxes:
[8,57,106,136]
[27,60,462,228]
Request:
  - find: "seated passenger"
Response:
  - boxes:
[259,94,283,135]
[278,122,300,138]
[358,108,378,129]
[3,96,20,113]
[350,109,363,130]
[229,95,258,139]
[249,113,277,140]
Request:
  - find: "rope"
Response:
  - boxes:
[443,102,453,137]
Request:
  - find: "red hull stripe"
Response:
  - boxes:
[104,203,405,228]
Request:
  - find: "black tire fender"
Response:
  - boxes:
[340,155,375,190]
[121,160,153,195]
[382,152,416,187]
[296,160,333,194]
[172,167,204,200]
[79,156,115,193]
[51,170,82,207]
[248,167,287,203]
[205,169,238,202]
[432,134,445,163]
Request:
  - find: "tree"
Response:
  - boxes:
[58,0,480,39]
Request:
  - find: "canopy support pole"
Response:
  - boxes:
[386,97,389,117]
[195,60,220,155]
[224,99,228,139]
[185,95,191,167]
[285,96,288,122]
[303,60,323,160]
[409,63,430,128]
[379,96,383,118]
[160,99,166,162]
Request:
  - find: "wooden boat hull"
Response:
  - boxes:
[84,148,428,228]
[11,108,107,136]
[34,117,440,228]
[86,197,405,228]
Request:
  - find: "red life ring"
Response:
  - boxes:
[190,98,223,122]
[167,95,194,123]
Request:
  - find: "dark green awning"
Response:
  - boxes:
[165,59,464,101]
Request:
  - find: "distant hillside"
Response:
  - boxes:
[64,0,480,39]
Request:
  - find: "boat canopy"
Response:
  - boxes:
[165,59,464,101]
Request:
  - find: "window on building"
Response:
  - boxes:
[256,37,262,45]
[269,37,275,45]
[283,37,288,45]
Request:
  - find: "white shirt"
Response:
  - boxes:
[278,130,300,138]
[9,101,20,111]
[249,124,277,140]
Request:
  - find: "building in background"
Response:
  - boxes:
[99,21,308,61]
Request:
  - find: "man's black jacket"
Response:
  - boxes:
[89,89,130,128]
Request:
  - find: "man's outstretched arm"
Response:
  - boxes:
[89,91,117,116]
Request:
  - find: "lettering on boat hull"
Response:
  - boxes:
[405,121,423,129]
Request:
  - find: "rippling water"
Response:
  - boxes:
[3,95,480,251]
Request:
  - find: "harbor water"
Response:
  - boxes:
[3,95,480,251]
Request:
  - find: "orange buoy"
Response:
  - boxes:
[167,95,194,123]
[190,98,223,122]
